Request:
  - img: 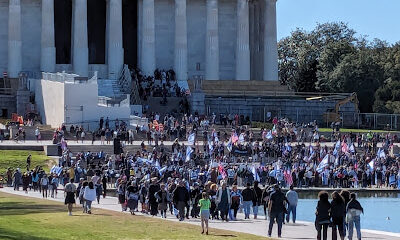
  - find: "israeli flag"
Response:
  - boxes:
[368,159,374,170]
[349,144,355,153]
[186,146,194,162]
[377,148,386,159]
[155,160,161,170]
[159,166,167,176]
[188,132,195,145]
[266,130,273,140]
[252,166,260,182]
[316,155,330,173]
[226,139,233,152]
[208,141,214,153]
[239,133,245,143]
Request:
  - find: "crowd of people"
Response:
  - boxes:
[3,114,400,239]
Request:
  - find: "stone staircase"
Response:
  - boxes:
[97,78,124,97]
[144,96,184,118]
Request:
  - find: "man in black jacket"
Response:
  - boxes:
[173,180,189,221]
[268,184,287,238]
[252,181,262,219]
[241,182,255,219]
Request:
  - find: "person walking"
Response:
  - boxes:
[198,192,211,235]
[216,181,231,221]
[331,191,345,240]
[268,184,287,238]
[252,181,262,219]
[230,185,242,221]
[346,193,364,240]
[83,182,96,214]
[286,185,298,223]
[40,173,49,198]
[315,191,331,240]
[126,182,140,215]
[242,182,255,219]
[155,183,170,218]
[64,178,77,216]
[148,178,161,216]
[173,180,189,221]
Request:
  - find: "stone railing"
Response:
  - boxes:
[41,71,97,84]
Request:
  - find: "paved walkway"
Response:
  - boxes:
[1,187,399,240]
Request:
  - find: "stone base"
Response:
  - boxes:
[16,90,30,116]
[190,91,205,115]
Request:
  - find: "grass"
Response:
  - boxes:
[0,192,267,240]
[318,128,399,133]
[0,150,53,175]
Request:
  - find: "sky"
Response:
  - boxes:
[277,0,399,44]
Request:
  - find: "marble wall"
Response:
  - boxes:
[0,0,265,80]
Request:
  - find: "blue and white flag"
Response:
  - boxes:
[252,166,260,182]
[159,166,167,176]
[377,148,386,159]
[316,154,330,173]
[208,141,214,153]
[155,160,161,170]
[186,146,194,162]
[188,132,195,145]
[368,159,374,170]
[266,130,273,140]
[226,139,233,152]
[239,133,245,143]
[349,144,355,153]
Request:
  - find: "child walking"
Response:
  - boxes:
[198,192,211,235]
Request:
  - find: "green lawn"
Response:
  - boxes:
[0,150,53,175]
[319,128,399,133]
[0,192,267,240]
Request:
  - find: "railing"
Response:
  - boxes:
[118,64,141,105]
[204,89,352,98]
[41,71,97,84]
[98,94,130,107]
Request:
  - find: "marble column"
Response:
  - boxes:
[205,0,219,80]
[41,0,56,73]
[73,0,89,77]
[235,0,250,80]
[108,0,124,79]
[142,0,155,76]
[137,0,143,70]
[263,0,278,81]
[8,0,22,78]
[174,0,188,87]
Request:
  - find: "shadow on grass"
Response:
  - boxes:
[0,227,54,240]
[0,201,66,216]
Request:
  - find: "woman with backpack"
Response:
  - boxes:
[346,193,364,240]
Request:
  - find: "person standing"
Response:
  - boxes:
[315,191,331,240]
[13,168,22,191]
[40,173,49,198]
[242,182,255,219]
[64,178,77,216]
[346,193,364,240]
[35,127,41,142]
[198,192,211,235]
[331,191,345,240]
[216,181,231,221]
[26,154,32,170]
[286,185,298,223]
[268,184,287,238]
